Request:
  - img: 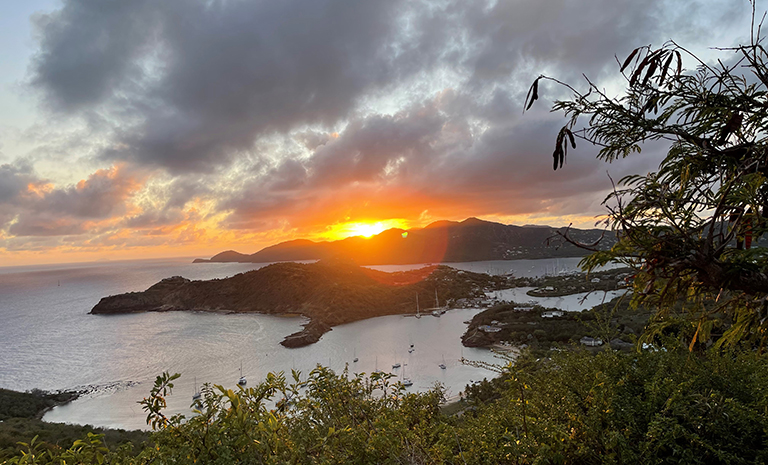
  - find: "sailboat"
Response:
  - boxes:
[432,288,445,317]
[415,293,421,318]
[373,356,382,374]
[238,362,247,387]
[192,377,202,402]
[353,348,358,363]
[438,355,446,370]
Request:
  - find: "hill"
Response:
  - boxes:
[193,217,614,265]
[91,260,510,347]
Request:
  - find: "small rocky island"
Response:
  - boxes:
[91,259,511,347]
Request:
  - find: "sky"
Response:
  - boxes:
[0,0,757,266]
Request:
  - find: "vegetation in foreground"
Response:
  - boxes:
[0,389,149,462]
[4,348,768,464]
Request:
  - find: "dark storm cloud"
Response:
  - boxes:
[30,0,727,169]
[23,0,753,237]
[29,0,158,112]
[31,0,409,172]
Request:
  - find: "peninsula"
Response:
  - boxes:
[90,259,510,347]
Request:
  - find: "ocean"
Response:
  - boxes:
[0,256,606,430]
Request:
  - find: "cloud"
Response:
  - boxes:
[28,0,703,174]
[7,0,754,256]
[0,161,36,203]
[30,0,413,172]
[2,165,144,237]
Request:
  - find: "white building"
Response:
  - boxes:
[580,336,603,346]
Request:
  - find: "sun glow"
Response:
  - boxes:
[350,222,386,237]
[322,219,410,240]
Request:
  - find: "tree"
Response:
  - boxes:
[527,5,768,348]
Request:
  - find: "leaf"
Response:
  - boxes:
[659,51,674,87]
[641,59,658,87]
[620,47,641,73]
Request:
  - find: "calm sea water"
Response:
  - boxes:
[0,257,604,431]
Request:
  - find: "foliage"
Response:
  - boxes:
[4,349,768,464]
[528,8,768,348]
[0,419,148,462]
[0,389,77,422]
[135,367,450,464]
[0,389,148,462]
[458,348,768,464]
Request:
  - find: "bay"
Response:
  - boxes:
[0,256,604,431]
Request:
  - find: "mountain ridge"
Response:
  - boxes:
[193,217,614,265]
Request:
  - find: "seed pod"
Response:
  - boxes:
[524,77,540,112]
[553,147,560,170]
[565,128,576,149]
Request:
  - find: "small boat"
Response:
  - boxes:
[238,362,247,387]
[402,365,413,387]
[392,362,401,369]
[431,289,446,316]
[192,377,202,402]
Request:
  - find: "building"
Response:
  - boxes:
[580,336,603,346]
[541,310,564,318]
[478,325,502,333]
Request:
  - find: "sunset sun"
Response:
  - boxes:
[349,222,385,237]
[322,219,410,240]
